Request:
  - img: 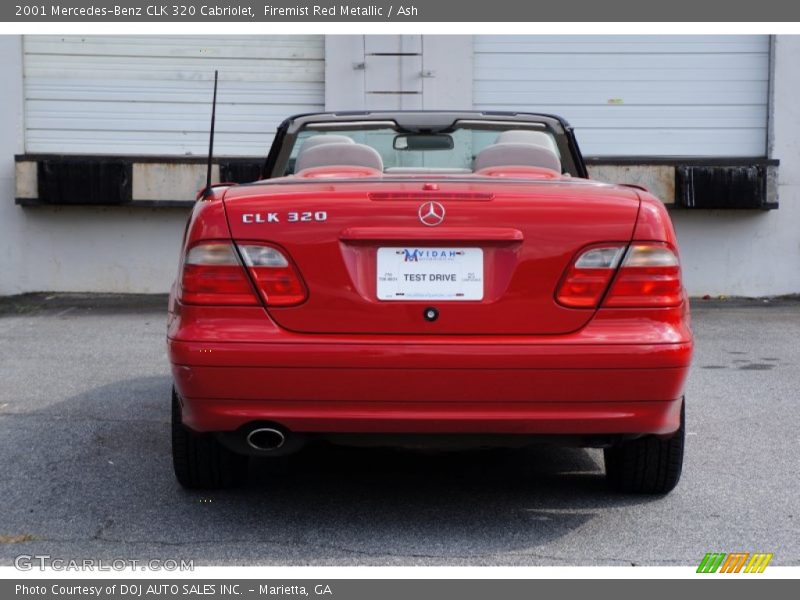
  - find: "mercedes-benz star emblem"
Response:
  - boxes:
[418,201,446,227]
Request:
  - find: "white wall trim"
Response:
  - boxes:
[421,36,473,110]
[325,36,366,110]
[0,35,26,294]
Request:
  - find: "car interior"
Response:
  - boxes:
[292,130,563,176]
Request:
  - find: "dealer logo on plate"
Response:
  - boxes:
[399,249,464,262]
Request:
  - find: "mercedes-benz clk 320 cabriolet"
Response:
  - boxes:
[167,111,693,493]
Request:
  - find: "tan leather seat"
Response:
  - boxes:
[474,143,561,173]
[295,142,384,173]
[495,130,559,155]
[296,134,354,156]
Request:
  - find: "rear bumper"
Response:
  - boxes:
[168,304,691,436]
[177,393,685,437]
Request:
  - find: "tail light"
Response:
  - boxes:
[180,243,259,306]
[179,242,307,306]
[604,244,682,307]
[239,244,307,306]
[556,244,625,308]
[557,242,682,309]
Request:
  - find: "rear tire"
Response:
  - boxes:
[171,387,248,489]
[604,400,685,494]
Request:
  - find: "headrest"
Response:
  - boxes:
[297,134,354,156]
[295,142,384,173]
[474,143,561,173]
[495,130,558,154]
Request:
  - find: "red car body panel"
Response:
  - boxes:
[168,169,692,439]
[222,180,641,335]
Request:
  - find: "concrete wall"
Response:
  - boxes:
[0,35,188,295]
[671,35,800,297]
[0,36,25,295]
[1,34,799,297]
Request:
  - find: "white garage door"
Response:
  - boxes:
[23,35,325,156]
[473,35,770,157]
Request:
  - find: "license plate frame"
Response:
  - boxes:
[376,247,484,301]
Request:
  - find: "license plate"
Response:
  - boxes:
[376,247,484,301]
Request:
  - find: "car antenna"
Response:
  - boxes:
[202,70,219,199]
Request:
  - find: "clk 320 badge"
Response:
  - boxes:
[242,211,328,223]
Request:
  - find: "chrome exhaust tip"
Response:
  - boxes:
[245,427,286,452]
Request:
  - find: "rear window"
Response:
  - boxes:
[285,122,562,175]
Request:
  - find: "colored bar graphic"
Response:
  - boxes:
[720,553,749,573]
[697,553,726,573]
[697,552,773,573]
[744,553,774,573]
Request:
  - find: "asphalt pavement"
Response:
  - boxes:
[0,294,798,566]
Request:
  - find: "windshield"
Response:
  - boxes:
[283,121,563,176]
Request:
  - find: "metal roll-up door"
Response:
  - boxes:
[22,35,325,156]
[473,35,770,157]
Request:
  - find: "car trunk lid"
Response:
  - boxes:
[223,178,640,335]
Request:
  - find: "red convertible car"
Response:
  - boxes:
[167,111,692,493]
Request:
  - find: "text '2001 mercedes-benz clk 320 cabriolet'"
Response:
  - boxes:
[167,111,693,493]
